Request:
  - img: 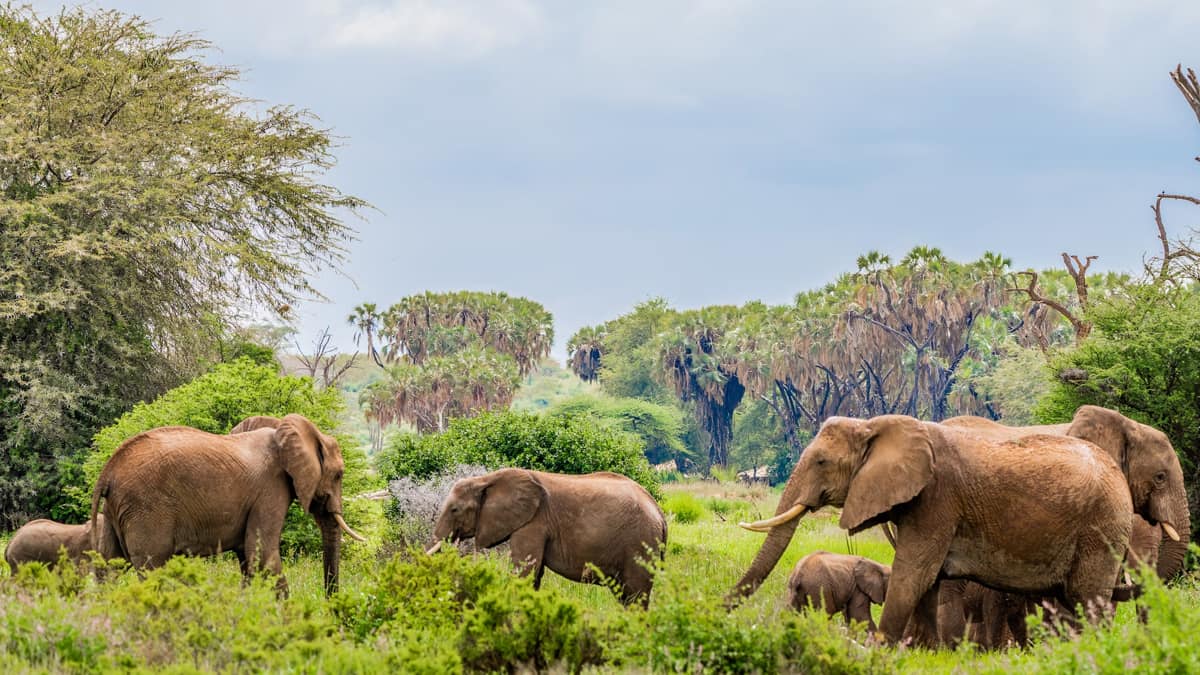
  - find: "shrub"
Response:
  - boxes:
[375,411,660,499]
[386,465,491,547]
[662,492,704,524]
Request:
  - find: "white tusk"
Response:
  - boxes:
[333,513,367,542]
[426,540,443,555]
[738,503,809,532]
[1162,522,1181,542]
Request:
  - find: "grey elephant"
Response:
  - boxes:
[5,515,106,573]
[730,414,1133,646]
[943,405,1188,580]
[786,551,890,632]
[427,468,667,606]
[90,414,364,595]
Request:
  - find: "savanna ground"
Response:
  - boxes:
[1,480,1197,673]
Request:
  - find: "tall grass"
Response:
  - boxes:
[0,482,1196,672]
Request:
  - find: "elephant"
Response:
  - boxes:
[427,468,667,607]
[5,515,105,573]
[942,405,1188,580]
[729,414,1133,645]
[786,551,890,632]
[90,414,365,595]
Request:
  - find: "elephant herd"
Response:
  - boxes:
[2,404,1188,653]
[6,414,365,595]
[732,405,1188,648]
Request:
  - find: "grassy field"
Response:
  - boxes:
[1,481,1198,673]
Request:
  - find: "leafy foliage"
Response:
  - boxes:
[374,410,660,499]
[0,6,362,529]
[546,394,691,466]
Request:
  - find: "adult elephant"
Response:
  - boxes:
[943,405,1188,580]
[90,414,365,595]
[426,468,667,606]
[728,415,1133,645]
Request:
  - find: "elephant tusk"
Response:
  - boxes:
[426,540,443,555]
[738,503,808,532]
[334,513,367,542]
[1162,522,1181,542]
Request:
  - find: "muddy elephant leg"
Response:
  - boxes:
[1065,549,1120,628]
[508,527,547,589]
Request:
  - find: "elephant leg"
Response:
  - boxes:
[507,527,547,589]
[936,579,968,647]
[1065,551,1119,627]
[620,559,654,608]
[878,529,951,644]
[243,510,286,594]
[846,591,876,632]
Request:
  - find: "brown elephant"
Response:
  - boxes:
[943,405,1188,580]
[729,415,1133,645]
[427,468,667,606]
[5,515,106,573]
[786,551,890,632]
[90,414,364,595]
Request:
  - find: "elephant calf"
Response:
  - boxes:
[5,515,104,573]
[786,551,890,631]
[427,468,668,606]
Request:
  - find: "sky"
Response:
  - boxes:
[31,1,1200,360]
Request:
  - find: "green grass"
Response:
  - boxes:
[1,482,1198,672]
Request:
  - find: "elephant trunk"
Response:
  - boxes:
[318,514,341,596]
[725,481,807,606]
[1156,486,1190,579]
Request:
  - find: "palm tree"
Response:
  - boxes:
[347,302,385,368]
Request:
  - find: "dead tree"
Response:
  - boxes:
[1009,253,1097,348]
[295,327,360,389]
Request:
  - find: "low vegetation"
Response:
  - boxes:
[1,482,1197,673]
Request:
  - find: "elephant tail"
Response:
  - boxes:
[89,477,117,559]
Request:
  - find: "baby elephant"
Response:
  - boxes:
[427,468,667,606]
[5,515,104,573]
[786,551,890,631]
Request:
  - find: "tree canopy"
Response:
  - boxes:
[361,291,553,432]
[0,6,364,524]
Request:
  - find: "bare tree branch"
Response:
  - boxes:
[1171,64,1200,127]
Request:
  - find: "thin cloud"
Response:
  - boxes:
[321,0,545,56]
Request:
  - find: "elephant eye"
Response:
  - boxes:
[1155,471,1167,484]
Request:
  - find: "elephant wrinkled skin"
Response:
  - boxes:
[428,468,667,606]
[786,551,890,632]
[90,414,364,595]
[943,405,1189,580]
[5,515,106,573]
[729,414,1133,645]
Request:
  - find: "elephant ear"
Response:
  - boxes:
[854,559,890,605]
[475,470,546,549]
[1067,405,1130,472]
[230,415,281,434]
[274,414,324,512]
[840,416,934,534]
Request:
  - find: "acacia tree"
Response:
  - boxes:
[0,7,364,522]
[367,291,552,432]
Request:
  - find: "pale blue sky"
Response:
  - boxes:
[33,2,1200,358]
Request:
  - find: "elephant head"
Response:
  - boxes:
[262,414,364,593]
[729,415,931,601]
[1067,405,1189,578]
[854,558,890,606]
[427,468,547,552]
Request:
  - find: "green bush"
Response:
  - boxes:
[663,492,705,524]
[375,410,660,499]
[545,393,693,466]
